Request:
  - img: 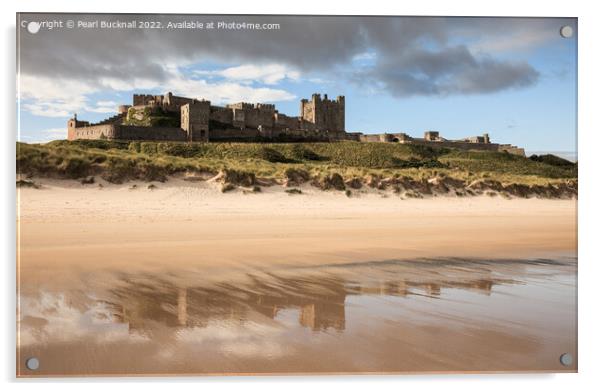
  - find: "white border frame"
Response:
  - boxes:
[3,1,601,389]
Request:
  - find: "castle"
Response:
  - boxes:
[68,92,346,143]
[67,92,525,156]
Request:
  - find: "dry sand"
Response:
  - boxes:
[17,177,577,278]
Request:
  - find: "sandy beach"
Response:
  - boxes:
[16,178,578,375]
[17,177,577,275]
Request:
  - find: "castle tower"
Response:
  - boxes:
[300,93,345,132]
[67,113,78,140]
[181,100,210,142]
[118,105,131,115]
[163,91,173,110]
[336,95,345,132]
[424,131,440,141]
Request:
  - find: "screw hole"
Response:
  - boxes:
[560,25,573,38]
[25,357,40,370]
[559,353,573,366]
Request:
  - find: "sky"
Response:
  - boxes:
[17,14,577,154]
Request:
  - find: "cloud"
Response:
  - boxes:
[18,69,296,118]
[41,127,66,137]
[40,127,68,141]
[472,29,555,54]
[21,103,71,118]
[195,64,300,85]
[96,100,118,107]
[19,292,147,346]
[18,74,108,117]
[176,320,290,359]
[88,100,122,114]
[459,17,571,54]
[360,46,540,96]
[17,14,574,113]
[18,127,68,143]
[166,73,296,103]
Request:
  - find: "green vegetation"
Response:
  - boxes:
[123,107,180,127]
[16,140,577,192]
[529,153,576,167]
[439,150,577,179]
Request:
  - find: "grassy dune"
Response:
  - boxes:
[16,140,577,197]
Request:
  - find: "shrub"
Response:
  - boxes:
[140,142,158,155]
[284,168,310,186]
[314,173,346,191]
[58,156,92,179]
[157,143,206,158]
[138,162,168,182]
[290,145,327,161]
[128,142,141,153]
[256,147,295,163]
[101,157,137,183]
[65,139,129,150]
[220,169,256,187]
[90,154,107,164]
[529,154,575,167]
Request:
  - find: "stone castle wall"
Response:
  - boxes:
[114,125,187,141]
[407,138,501,152]
[69,124,116,140]
[274,113,301,130]
[204,127,347,142]
[208,127,261,141]
[359,134,392,143]
[359,132,524,156]
[68,123,187,141]
[210,106,233,124]
[498,145,526,156]
[233,107,275,130]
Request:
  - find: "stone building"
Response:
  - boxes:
[359,130,525,156]
[300,93,345,134]
[66,91,525,156]
[68,92,348,143]
[180,100,210,142]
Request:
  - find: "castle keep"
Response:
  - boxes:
[67,92,524,156]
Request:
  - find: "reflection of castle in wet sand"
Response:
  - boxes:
[18,258,576,375]
[107,270,497,334]
[111,277,349,332]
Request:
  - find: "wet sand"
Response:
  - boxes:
[16,178,578,376]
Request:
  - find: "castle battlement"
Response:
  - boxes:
[227,102,276,112]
